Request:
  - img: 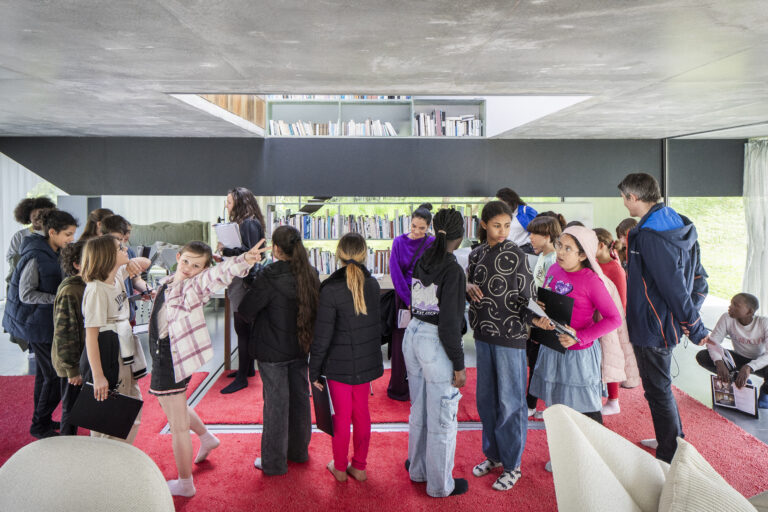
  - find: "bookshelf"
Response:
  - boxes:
[267,96,485,138]
[265,199,483,275]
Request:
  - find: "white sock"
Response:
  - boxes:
[195,431,220,463]
[601,399,620,416]
[167,476,195,497]
[640,438,659,449]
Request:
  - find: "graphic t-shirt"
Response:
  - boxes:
[83,266,132,345]
[708,313,768,370]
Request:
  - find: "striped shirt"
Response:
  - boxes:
[162,255,252,382]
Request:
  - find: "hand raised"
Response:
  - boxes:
[245,239,269,265]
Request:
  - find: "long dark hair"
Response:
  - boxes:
[228,187,265,228]
[272,225,319,353]
[336,233,369,316]
[496,187,526,210]
[419,208,464,268]
[41,209,78,237]
[477,200,513,245]
[79,208,114,241]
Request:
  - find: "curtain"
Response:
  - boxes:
[742,139,768,312]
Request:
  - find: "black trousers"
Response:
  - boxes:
[59,379,82,435]
[258,358,312,475]
[695,349,768,392]
[233,312,255,381]
[526,340,540,410]
[387,294,410,401]
[29,342,63,435]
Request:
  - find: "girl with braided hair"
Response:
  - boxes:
[309,233,383,482]
[403,208,468,498]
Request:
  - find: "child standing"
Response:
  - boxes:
[594,228,640,415]
[525,215,562,417]
[310,233,383,482]
[529,227,623,470]
[698,293,768,408]
[149,240,265,497]
[3,209,78,438]
[80,235,151,443]
[404,208,468,498]
[52,241,87,435]
[238,226,319,476]
[466,201,535,491]
[614,218,637,270]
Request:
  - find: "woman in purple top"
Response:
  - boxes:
[387,203,435,401]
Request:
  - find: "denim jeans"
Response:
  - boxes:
[633,345,684,463]
[259,358,312,475]
[403,319,462,498]
[476,340,528,470]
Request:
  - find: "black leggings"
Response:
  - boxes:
[583,410,603,424]
[233,312,255,381]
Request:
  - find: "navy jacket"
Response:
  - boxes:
[2,234,62,344]
[626,204,708,348]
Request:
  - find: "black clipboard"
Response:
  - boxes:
[312,376,334,436]
[70,382,143,439]
[529,286,576,354]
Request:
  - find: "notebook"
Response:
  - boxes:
[312,376,334,436]
[213,222,242,249]
[69,383,144,439]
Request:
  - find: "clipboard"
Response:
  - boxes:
[214,222,243,249]
[528,286,577,354]
[312,376,334,436]
[69,382,144,439]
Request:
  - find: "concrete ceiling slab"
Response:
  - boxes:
[1,0,767,137]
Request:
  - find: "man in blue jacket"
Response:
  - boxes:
[619,173,708,463]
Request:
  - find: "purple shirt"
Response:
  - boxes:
[543,264,621,350]
[390,233,435,305]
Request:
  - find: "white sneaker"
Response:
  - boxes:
[527,407,536,417]
[544,460,553,473]
[254,457,263,470]
[492,468,521,491]
[640,439,659,450]
[601,399,620,416]
[472,458,503,477]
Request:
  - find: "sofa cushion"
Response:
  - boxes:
[659,438,756,512]
[543,404,669,512]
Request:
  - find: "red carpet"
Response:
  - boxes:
[145,430,555,512]
[194,368,480,424]
[0,373,207,467]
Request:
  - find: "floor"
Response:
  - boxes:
[2,295,767,443]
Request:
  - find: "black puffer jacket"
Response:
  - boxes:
[309,265,384,385]
[238,260,318,363]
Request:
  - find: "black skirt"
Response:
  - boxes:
[149,335,191,396]
[80,330,120,390]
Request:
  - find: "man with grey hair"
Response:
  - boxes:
[619,172,708,463]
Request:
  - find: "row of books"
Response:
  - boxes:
[308,247,392,275]
[268,95,411,100]
[269,119,399,137]
[268,212,415,240]
[414,111,483,137]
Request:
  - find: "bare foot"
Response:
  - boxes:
[327,461,347,482]
[346,464,367,482]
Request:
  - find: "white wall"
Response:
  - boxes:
[0,153,50,300]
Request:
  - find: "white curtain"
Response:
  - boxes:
[0,153,50,300]
[742,139,768,311]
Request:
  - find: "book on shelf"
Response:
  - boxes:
[414,111,482,137]
[270,119,398,137]
[306,247,392,275]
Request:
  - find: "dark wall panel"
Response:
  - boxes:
[0,137,743,197]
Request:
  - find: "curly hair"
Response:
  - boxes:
[60,240,86,277]
[228,187,265,227]
[14,197,56,225]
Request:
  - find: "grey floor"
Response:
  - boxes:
[2,296,767,443]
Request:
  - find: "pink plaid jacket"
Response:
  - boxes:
[163,255,251,382]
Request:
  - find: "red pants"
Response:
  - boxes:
[607,382,619,400]
[328,380,371,472]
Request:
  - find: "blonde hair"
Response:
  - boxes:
[81,235,119,283]
[336,233,368,316]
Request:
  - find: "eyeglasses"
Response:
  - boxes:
[554,241,578,254]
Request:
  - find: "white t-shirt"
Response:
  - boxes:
[707,313,768,371]
[507,212,531,247]
[83,266,131,336]
[533,251,557,289]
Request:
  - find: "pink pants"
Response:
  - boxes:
[328,380,371,472]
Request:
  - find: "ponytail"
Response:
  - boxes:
[419,208,464,268]
[272,226,320,353]
[336,233,368,316]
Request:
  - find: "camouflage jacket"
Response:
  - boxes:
[52,275,86,378]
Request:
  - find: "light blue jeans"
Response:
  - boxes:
[475,340,528,470]
[403,319,462,497]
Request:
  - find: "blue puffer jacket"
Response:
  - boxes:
[2,234,62,344]
[626,204,708,348]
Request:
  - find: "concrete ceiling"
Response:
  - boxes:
[1,0,767,138]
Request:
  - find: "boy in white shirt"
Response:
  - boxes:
[697,293,768,408]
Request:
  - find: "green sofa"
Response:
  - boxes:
[130,220,210,247]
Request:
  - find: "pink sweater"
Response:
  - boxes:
[543,264,621,350]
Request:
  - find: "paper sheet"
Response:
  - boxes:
[214,222,242,249]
